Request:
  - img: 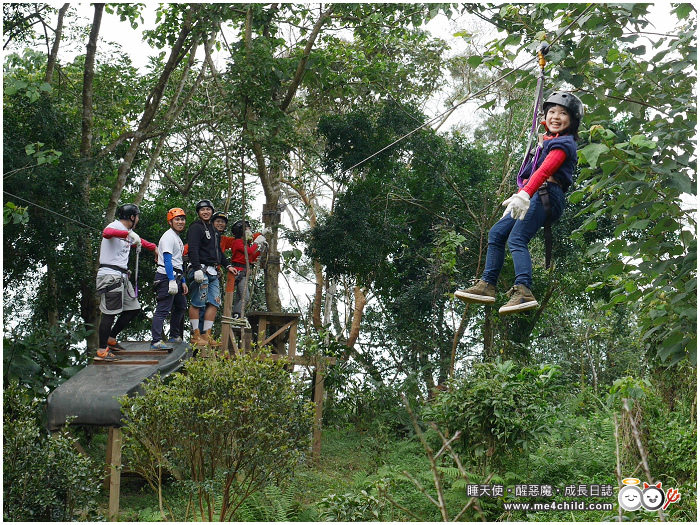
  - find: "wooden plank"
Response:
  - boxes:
[287,322,298,372]
[222,273,235,353]
[110,350,170,356]
[93,359,160,365]
[258,320,294,349]
[107,427,122,521]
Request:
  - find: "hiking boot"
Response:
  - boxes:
[204,330,221,347]
[498,284,539,315]
[150,340,173,351]
[455,280,496,304]
[190,329,208,346]
[168,336,183,343]
[107,337,126,351]
[95,349,120,362]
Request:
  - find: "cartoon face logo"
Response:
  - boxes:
[618,485,643,511]
[642,482,665,511]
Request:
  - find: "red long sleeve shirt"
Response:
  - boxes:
[521,147,567,197]
[102,227,156,251]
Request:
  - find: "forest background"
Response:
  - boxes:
[3,2,697,522]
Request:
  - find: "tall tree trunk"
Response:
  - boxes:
[346,285,367,349]
[44,3,69,84]
[78,3,103,353]
[260,163,283,312]
[104,5,198,222]
[247,5,334,313]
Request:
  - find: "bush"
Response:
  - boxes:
[423,359,564,473]
[120,352,314,521]
[3,382,101,521]
[3,322,91,402]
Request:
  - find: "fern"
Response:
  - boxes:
[436,466,462,479]
[234,484,297,522]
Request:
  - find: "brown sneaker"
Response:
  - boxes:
[95,349,120,361]
[498,284,539,315]
[107,337,126,351]
[455,280,496,304]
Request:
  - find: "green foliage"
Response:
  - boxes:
[318,489,385,522]
[424,360,564,472]
[3,382,101,522]
[607,375,652,408]
[119,353,314,522]
[3,322,92,401]
[3,201,29,225]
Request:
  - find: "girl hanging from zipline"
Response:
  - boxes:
[455,91,584,314]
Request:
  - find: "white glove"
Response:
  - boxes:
[127,231,141,246]
[502,190,531,220]
[168,280,178,295]
[262,227,272,237]
[253,235,266,245]
[194,269,205,283]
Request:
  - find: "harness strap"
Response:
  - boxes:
[99,264,129,274]
[538,184,554,269]
[96,280,122,296]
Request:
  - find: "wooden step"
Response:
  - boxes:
[93,359,160,365]
[110,349,171,356]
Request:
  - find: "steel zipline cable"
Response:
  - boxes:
[341,3,595,175]
[3,190,103,233]
[3,5,594,233]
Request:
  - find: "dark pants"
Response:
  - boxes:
[481,184,565,289]
[99,309,140,348]
[150,275,187,343]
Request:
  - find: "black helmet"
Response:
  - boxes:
[195,199,215,213]
[117,203,140,221]
[212,211,229,224]
[543,91,584,120]
[231,219,251,238]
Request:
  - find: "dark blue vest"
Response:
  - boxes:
[521,134,578,192]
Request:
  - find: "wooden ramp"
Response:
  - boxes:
[46,341,191,521]
[47,341,191,430]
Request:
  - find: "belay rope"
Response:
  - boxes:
[517,42,555,270]
[222,143,252,331]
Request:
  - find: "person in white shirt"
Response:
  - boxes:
[95,203,156,361]
[150,208,189,350]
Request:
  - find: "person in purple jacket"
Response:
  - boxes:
[456,92,583,314]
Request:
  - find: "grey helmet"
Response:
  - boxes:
[543,91,584,120]
[195,199,215,213]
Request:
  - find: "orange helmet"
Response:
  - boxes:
[167,208,186,222]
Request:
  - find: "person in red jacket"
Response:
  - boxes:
[229,219,266,318]
[95,203,157,361]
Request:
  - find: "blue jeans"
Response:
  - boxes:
[188,269,221,308]
[481,184,565,289]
